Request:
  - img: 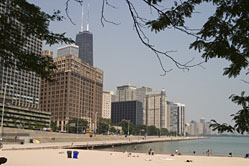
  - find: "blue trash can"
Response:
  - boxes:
[73,151,79,159]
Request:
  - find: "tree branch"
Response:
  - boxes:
[126,0,205,76]
[65,0,83,25]
[101,0,120,27]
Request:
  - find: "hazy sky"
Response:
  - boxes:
[28,0,248,123]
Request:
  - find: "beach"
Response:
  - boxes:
[1,149,249,166]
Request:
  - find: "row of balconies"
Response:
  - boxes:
[3,109,50,120]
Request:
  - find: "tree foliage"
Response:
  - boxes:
[50,121,59,132]
[97,118,112,134]
[210,91,249,134]
[0,0,73,80]
[147,125,160,136]
[144,0,249,77]
[134,124,146,135]
[132,0,249,134]
[67,118,88,133]
[160,128,169,136]
[119,119,134,135]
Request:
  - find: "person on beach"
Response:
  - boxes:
[193,151,196,155]
[148,148,152,155]
[228,152,232,157]
[206,149,210,156]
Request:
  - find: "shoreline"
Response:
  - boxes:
[1,149,248,166]
[2,136,206,151]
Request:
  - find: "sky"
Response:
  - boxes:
[28,0,248,124]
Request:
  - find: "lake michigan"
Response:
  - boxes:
[100,136,249,157]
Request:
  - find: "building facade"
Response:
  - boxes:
[0,1,50,129]
[136,86,152,104]
[144,89,167,129]
[57,45,79,58]
[167,102,185,135]
[176,103,185,135]
[76,31,93,66]
[111,101,143,125]
[115,84,136,102]
[167,101,178,132]
[102,91,112,119]
[40,47,103,131]
[136,86,152,124]
[186,119,216,136]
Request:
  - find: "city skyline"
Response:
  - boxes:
[28,0,248,124]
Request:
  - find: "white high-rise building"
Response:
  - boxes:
[144,89,167,129]
[102,91,112,119]
[115,84,136,101]
[57,45,79,58]
[136,86,152,124]
[167,101,178,132]
[176,103,185,136]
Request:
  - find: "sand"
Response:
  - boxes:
[1,149,249,166]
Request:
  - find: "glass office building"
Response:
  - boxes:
[75,31,93,66]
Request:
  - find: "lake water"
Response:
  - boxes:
[99,136,249,157]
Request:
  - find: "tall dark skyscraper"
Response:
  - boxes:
[75,6,93,66]
[76,31,93,66]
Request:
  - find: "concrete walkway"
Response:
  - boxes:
[2,136,205,151]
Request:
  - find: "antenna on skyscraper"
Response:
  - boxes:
[86,3,90,31]
[80,5,84,32]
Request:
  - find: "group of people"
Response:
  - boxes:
[202,149,212,156]
[148,148,155,155]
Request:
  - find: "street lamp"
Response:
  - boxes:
[1,83,8,136]
[127,120,130,136]
[94,112,98,134]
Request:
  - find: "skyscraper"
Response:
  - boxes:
[136,86,152,124]
[57,45,79,58]
[111,101,143,125]
[0,1,50,129]
[102,91,112,119]
[76,31,93,66]
[75,5,93,66]
[176,103,185,135]
[167,101,178,132]
[40,46,103,131]
[167,102,185,135]
[115,84,136,102]
[144,89,167,129]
